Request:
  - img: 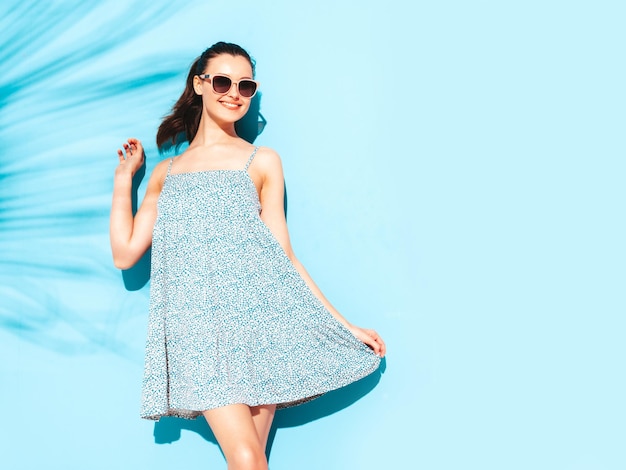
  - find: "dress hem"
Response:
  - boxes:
[140,358,380,421]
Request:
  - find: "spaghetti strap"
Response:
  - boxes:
[166,158,174,177]
[244,147,259,171]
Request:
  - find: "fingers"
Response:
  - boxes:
[359,330,380,356]
[367,333,381,356]
[349,325,386,358]
[116,138,143,163]
[116,144,133,163]
[377,336,386,357]
[372,330,387,357]
[127,137,143,154]
[365,328,386,358]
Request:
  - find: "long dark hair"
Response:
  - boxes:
[156,42,255,150]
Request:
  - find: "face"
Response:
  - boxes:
[193,54,256,124]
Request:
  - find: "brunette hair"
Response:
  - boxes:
[156,42,255,150]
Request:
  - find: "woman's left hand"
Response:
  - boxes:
[347,325,386,357]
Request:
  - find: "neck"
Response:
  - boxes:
[191,115,239,147]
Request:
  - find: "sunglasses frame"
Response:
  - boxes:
[198,74,259,98]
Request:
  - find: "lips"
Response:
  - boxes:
[219,100,241,110]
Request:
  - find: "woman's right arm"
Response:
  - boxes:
[109,138,167,269]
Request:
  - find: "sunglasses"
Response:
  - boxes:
[198,74,259,98]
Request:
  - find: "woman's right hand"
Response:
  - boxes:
[110,137,159,269]
[116,137,145,177]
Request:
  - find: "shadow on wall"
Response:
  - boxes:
[0,0,198,357]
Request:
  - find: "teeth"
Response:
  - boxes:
[221,102,240,109]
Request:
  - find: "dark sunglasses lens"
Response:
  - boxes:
[212,75,232,93]
[238,80,257,97]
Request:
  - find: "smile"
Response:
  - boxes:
[219,101,241,109]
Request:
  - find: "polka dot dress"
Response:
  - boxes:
[140,148,381,420]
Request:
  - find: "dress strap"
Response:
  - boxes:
[166,158,174,177]
[244,147,259,171]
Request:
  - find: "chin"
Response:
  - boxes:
[215,107,248,123]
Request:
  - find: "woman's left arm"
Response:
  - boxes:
[254,148,386,357]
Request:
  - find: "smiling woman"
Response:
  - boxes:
[109,41,385,470]
[155,43,258,150]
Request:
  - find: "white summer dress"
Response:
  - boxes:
[140,147,381,420]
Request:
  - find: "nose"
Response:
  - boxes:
[227,81,240,99]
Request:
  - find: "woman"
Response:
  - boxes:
[110,41,385,470]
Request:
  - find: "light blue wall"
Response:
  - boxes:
[1,1,624,469]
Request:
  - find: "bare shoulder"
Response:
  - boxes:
[147,157,173,190]
[253,146,283,177]
[153,157,172,174]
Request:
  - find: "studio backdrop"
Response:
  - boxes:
[1,1,624,469]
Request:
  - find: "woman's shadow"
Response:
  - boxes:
[122,93,386,459]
